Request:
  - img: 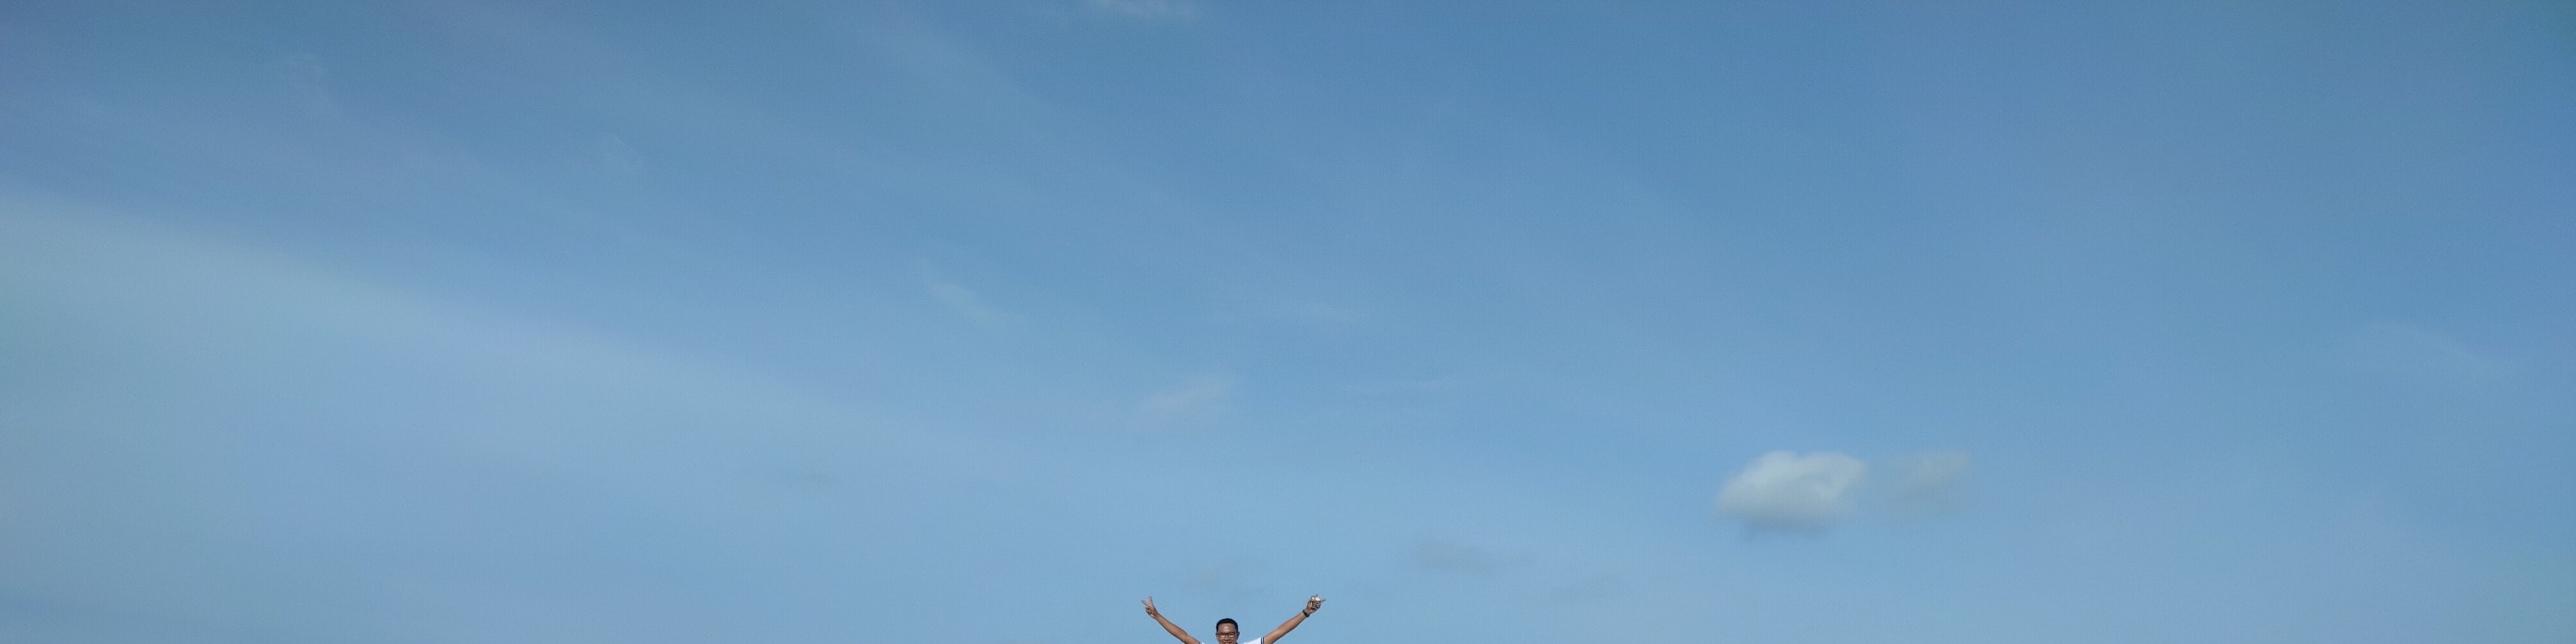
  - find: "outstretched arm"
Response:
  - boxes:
[1144,597,1200,644]
[1261,595,1324,644]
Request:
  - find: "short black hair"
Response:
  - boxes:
[1215,618,1238,632]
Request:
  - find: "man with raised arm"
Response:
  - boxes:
[1143,594,1325,644]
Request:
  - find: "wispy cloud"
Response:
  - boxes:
[1086,0,1196,20]
[273,52,337,115]
[1716,451,1868,534]
[1139,375,1232,431]
[0,195,943,641]
[1267,300,1364,327]
[928,278,1004,327]
[2332,322,2513,398]
[1412,538,1522,574]
[1187,556,1267,598]
[0,196,858,434]
[1886,451,1973,517]
[595,133,645,181]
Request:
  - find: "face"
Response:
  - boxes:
[1215,623,1239,644]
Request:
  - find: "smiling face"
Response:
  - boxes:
[1214,621,1240,644]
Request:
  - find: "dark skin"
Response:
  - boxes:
[1144,595,1325,644]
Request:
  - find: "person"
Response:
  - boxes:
[1143,594,1324,644]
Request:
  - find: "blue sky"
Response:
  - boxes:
[3,1,2573,642]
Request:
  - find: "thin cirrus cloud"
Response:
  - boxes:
[1886,451,1974,517]
[1412,538,1522,574]
[1086,0,1195,21]
[2332,322,2514,398]
[1139,375,1232,431]
[928,278,1005,327]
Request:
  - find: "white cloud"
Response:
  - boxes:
[1886,451,1972,516]
[1139,375,1231,430]
[1716,451,1867,533]
[1087,0,1195,20]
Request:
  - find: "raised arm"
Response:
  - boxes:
[1261,595,1324,644]
[1144,597,1200,644]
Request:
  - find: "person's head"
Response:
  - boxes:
[1213,618,1241,644]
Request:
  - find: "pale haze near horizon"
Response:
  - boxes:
[3,1,2573,642]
